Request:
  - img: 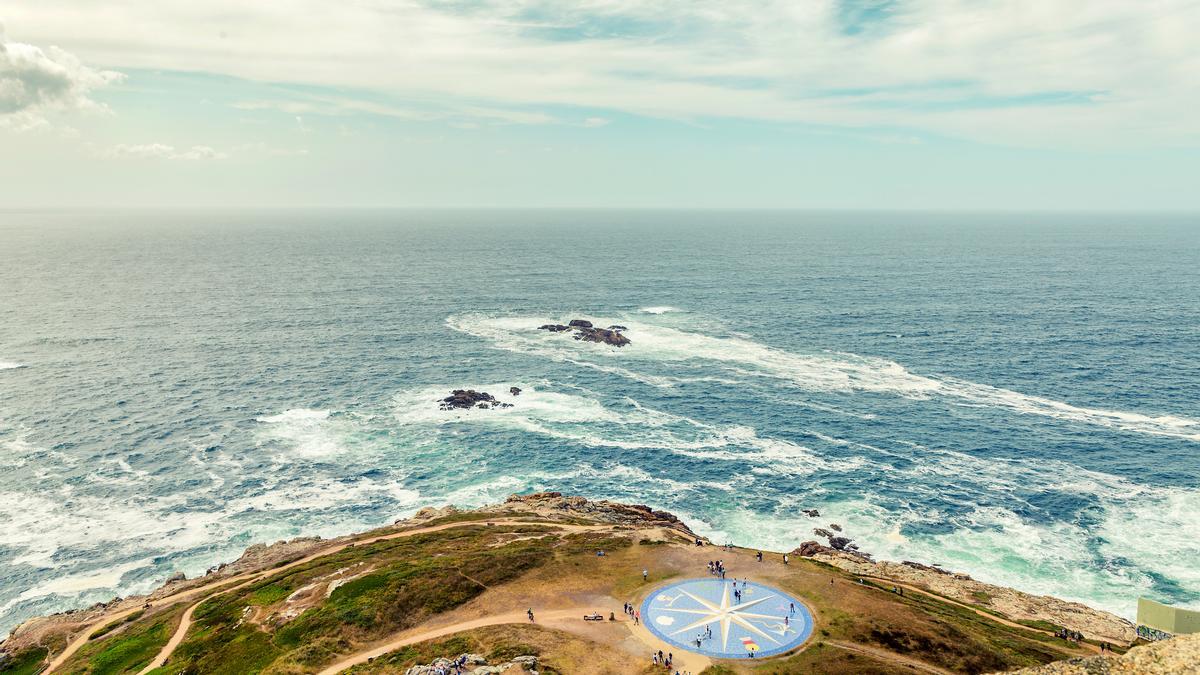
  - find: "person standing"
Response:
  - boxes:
[643,568,648,581]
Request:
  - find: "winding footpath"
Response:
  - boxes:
[47,518,604,674]
[314,608,590,675]
[44,521,1096,674]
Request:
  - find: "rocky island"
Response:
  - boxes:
[438,390,515,410]
[3,492,1190,675]
[538,319,631,347]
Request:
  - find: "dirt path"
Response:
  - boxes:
[47,518,605,674]
[625,614,714,672]
[828,640,957,675]
[857,575,1100,655]
[315,608,593,675]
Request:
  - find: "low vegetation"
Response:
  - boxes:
[6,505,1105,675]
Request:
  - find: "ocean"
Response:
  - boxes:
[1,209,1197,635]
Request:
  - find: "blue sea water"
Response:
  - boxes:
[1,210,1198,635]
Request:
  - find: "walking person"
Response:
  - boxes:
[643,568,648,581]
[527,608,535,622]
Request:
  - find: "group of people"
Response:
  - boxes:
[622,602,641,624]
[651,649,674,668]
[691,624,713,648]
[1057,628,1086,643]
[706,560,728,578]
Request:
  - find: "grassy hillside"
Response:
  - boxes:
[1,500,1102,675]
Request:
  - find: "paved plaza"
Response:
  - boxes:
[641,578,813,659]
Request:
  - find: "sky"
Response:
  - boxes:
[1,1,1198,210]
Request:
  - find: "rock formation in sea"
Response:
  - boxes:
[538,319,631,347]
[438,389,514,410]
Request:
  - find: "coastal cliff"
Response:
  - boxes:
[0,494,1187,675]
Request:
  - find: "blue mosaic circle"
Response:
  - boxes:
[641,578,813,659]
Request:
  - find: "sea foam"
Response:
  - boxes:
[449,313,1200,441]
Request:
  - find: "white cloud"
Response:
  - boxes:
[0,25,123,130]
[100,143,228,160]
[3,1,1199,146]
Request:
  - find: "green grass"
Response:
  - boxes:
[0,646,48,675]
[60,605,186,675]
[156,525,560,674]
[248,583,292,606]
[90,610,145,640]
[342,635,478,673]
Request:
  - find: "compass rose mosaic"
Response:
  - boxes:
[641,578,813,659]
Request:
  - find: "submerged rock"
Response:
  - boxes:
[538,323,570,332]
[510,387,521,396]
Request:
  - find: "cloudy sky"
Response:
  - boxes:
[1,1,1197,209]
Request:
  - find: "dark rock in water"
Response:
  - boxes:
[439,389,497,410]
[829,536,853,551]
[510,387,522,396]
[802,509,820,518]
[573,326,631,347]
[793,541,834,557]
[814,527,854,551]
[539,318,631,347]
[830,523,843,532]
[902,561,953,575]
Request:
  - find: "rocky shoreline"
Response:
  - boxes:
[0,492,1153,669]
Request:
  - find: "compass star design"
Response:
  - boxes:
[659,583,785,651]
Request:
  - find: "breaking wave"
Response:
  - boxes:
[448,313,1200,442]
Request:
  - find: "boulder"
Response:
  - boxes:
[510,387,521,396]
[573,326,631,347]
[568,319,594,328]
[802,509,820,518]
[793,541,834,557]
[538,324,570,332]
[439,389,497,410]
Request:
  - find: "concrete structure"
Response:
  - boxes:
[1136,597,1200,641]
[641,578,813,659]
